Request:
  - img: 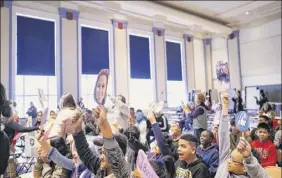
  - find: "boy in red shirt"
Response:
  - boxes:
[251,122,277,167]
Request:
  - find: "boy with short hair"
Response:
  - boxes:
[251,123,277,167]
[175,134,211,178]
[197,130,219,177]
[250,115,275,141]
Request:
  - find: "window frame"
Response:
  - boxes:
[12,5,60,101]
[127,29,156,107]
[78,19,114,98]
[165,36,187,106]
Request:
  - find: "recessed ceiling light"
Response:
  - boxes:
[245,11,250,15]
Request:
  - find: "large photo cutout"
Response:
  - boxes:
[216,61,230,84]
[94,69,110,106]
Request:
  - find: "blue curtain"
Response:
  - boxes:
[166,41,182,81]
[129,35,151,79]
[81,27,109,74]
[17,16,55,76]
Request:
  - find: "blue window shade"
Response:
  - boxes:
[129,35,151,79]
[17,16,55,76]
[81,27,109,74]
[166,41,182,81]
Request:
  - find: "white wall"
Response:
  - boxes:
[240,19,282,87]
[1,8,10,98]
[1,1,211,109]
[193,39,206,91]
[211,37,229,91]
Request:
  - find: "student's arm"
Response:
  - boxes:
[152,123,171,156]
[187,107,204,118]
[73,131,101,175]
[261,145,277,167]
[243,155,270,178]
[47,147,74,171]
[148,112,171,156]
[94,107,131,178]
[6,120,39,132]
[218,93,231,164]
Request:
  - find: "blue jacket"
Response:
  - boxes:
[196,144,219,177]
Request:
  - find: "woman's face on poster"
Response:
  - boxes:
[95,75,107,104]
[222,64,229,74]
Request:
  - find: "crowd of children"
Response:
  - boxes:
[0,82,281,178]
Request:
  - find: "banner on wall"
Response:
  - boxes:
[216,61,230,84]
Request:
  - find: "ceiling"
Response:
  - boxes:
[155,1,282,29]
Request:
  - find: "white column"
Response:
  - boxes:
[152,27,167,103]
[112,19,129,101]
[183,34,195,101]
[203,39,213,90]
[59,8,79,101]
[1,1,12,99]
[227,30,242,90]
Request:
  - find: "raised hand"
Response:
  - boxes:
[147,112,157,124]
[36,130,51,155]
[236,137,251,158]
[182,104,191,114]
[221,92,229,115]
[72,113,84,134]
[93,106,107,127]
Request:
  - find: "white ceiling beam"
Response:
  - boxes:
[117,1,232,34]
[217,1,275,18]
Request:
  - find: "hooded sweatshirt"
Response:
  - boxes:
[214,111,270,178]
[175,158,211,178]
[196,144,219,177]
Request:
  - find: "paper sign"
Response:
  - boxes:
[94,69,109,106]
[149,101,164,114]
[235,111,250,132]
[38,89,47,101]
[24,132,36,157]
[136,150,158,178]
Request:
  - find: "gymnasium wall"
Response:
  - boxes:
[240,19,281,87]
[0,1,209,107]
